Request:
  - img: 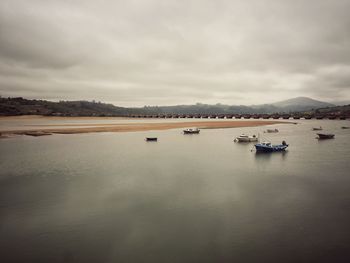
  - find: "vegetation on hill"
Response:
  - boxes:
[0,97,133,116]
[307,104,350,116]
[0,96,347,117]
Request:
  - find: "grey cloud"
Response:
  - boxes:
[0,0,350,106]
[305,65,350,100]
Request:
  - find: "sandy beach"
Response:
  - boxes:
[0,116,289,137]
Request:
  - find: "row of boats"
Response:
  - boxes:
[234,134,289,152]
[310,126,350,139]
[146,128,288,153]
[146,124,346,151]
[235,125,344,151]
[235,123,350,151]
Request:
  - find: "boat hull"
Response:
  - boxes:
[236,137,258,142]
[183,130,200,134]
[317,133,335,139]
[146,137,158,141]
[255,144,288,152]
[265,129,279,133]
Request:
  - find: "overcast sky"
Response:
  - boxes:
[0,0,349,106]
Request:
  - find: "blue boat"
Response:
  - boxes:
[255,141,288,152]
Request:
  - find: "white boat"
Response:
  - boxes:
[234,134,258,142]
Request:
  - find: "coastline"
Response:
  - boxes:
[0,116,290,137]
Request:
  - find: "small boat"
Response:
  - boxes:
[312,127,323,131]
[341,126,350,129]
[145,137,158,141]
[265,128,279,133]
[316,133,335,139]
[234,134,258,142]
[183,128,200,134]
[255,141,288,152]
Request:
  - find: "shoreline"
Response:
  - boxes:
[0,117,290,137]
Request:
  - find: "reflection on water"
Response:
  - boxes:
[1,120,350,262]
[255,150,288,160]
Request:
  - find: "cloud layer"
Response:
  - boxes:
[1,0,350,106]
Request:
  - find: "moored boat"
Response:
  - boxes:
[316,133,335,139]
[341,126,350,129]
[255,141,288,152]
[146,137,158,141]
[312,126,322,131]
[183,128,200,134]
[265,128,279,133]
[234,134,258,142]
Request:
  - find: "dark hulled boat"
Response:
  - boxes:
[265,128,279,133]
[317,133,335,139]
[255,141,289,152]
[183,128,200,134]
[146,137,158,141]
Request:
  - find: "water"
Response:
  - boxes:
[1,120,350,262]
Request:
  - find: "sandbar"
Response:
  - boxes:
[0,116,290,137]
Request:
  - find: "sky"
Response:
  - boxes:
[0,0,350,106]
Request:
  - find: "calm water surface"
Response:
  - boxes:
[1,120,350,262]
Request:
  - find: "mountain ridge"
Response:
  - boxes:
[267,97,334,112]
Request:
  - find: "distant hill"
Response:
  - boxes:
[268,97,334,112]
[305,104,350,116]
[0,96,338,116]
[0,97,137,116]
[137,97,335,115]
[331,100,350,106]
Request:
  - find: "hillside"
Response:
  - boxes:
[268,97,334,112]
[306,104,350,116]
[0,96,342,116]
[0,97,135,116]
